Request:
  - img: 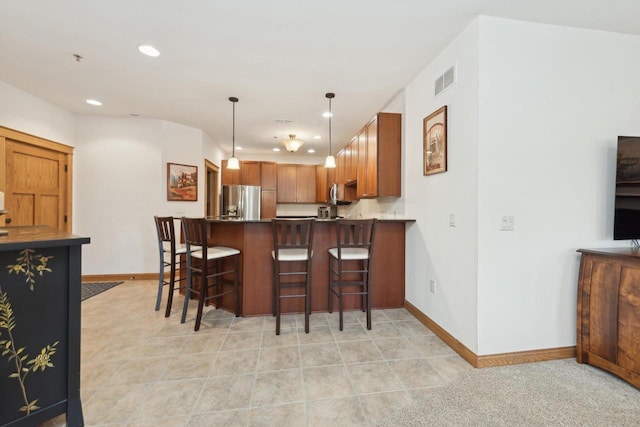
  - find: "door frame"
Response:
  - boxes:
[204,159,220,217]
[0,126,74,232]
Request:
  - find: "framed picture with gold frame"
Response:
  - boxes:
[167,162,198,201]
[423,106,447,176]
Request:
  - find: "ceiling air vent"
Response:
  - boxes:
[434,64,456,96]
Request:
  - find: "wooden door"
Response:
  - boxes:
[4,139,68,229]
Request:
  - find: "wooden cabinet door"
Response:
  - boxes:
[365,116,379,197]
[261,190,277,219]
[316,165,328,203]
[377,113,401,197]
[618,265,640,375]
[296,165,316,203]
[221,160,241,185]
[357,129,367,198]
[261,162,277,190]
[240,161,261,186]
[276,164,297,203]
[348,136,358,183]
[336,149,345,185]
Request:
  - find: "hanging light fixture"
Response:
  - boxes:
[324,92,336,168]
[281,134,304,152]
[227,96,240,170]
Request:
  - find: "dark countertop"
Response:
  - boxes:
[205,217,415,224]
[0,225,90,251]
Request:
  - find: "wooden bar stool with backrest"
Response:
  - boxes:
[328,218,377,331]
[181,217,241,331]
[271,218,315,335]
[154,216,189,317]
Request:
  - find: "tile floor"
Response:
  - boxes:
[44,280,473,426]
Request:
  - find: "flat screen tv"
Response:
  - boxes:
[614,136,640,240]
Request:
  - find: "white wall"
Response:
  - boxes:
[403,19,481,352]
[0,80,75,145]
[476,17,640,354]
[74,116,213,275]
[401,16,640,356]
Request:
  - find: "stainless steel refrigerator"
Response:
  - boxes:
[221,185,261,220]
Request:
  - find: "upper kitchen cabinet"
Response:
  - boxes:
[277,164,317,203]
[261,161,277,191]
[347,135,358,184]
[221,159,241,185]
[260,162,277,218]
[316,164,337,203]
[358,112,402,198]
[221,160,261,186]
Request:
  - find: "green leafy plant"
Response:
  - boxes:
[6,249,53,291]
[0,287,58,415]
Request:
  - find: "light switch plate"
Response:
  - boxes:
[501,215,515,231]
[449,213,456,227]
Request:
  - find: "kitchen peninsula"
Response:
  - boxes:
[204,217,411,316]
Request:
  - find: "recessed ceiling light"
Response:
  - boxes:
[323,112,333,118]
[236,146,243,151]
[314,135,322,140]
[138,45,160,57]
[86,99,102,106]
[308,149,315,153]
[273,148,281,152]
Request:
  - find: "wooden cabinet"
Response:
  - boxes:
[221,161,276,218]
[346,136,358,184]
[357,112,401,198]
[317,164,338,203]
[316,165,329,203]
[260,162,277,219]
[277,164,316,203]
[261,162,277,191]
[221,159,241,185]
[576,248,640,388]
[221,160,262,186]
[240,161,261,186]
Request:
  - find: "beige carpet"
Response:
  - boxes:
[376,359,640,426]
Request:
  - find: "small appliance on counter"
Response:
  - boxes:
[221,185,261,220]
[318,205,338,219]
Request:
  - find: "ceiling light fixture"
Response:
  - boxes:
[138,45,160,57]
[324,92,336,168]
[308,149,316,153]
[86,99,102,106]
[227,97,240,170]
[282,134,304,152]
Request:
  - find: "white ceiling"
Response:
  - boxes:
[1,1,639,159]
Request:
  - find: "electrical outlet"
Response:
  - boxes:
[429,279,436,294]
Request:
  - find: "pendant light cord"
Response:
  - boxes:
[229,96,238,156]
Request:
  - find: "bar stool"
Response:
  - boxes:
[154,216,188,317]
[271,218,315,335]
[181,217,240,331]
[328,218,377,331]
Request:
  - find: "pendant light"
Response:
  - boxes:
[324,92,336,168]
[227,96,240,170]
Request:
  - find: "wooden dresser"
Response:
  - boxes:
[576,248,640,388]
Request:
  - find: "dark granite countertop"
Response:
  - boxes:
[205,217,415,223]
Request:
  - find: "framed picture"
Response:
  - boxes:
[423,105,447,176]
[167,163,198,201]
